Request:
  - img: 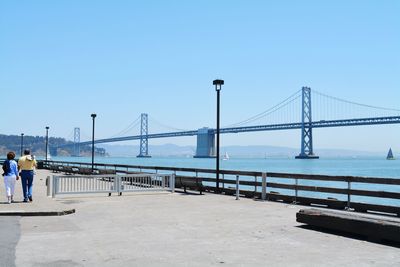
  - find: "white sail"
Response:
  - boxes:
[223,152,229,160]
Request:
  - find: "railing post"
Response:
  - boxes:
[346,178,351,210]
[161,175,165,188]
[254,175,257,197]
[46,176,51,197]
[52,176,57,198]
[114,175,119,195]
[294,177,298,204]
[120,175,124,196]
[261,172,267,201]
[236,175,240,200]
[170,174,175,193]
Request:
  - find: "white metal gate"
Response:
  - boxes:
[51,174,175,197]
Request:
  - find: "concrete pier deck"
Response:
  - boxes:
[0,170,75,216]
[0,170,399,267]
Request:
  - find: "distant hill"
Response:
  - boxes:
[99,143,383,158]
[0,134,102,157]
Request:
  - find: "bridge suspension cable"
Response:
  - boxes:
[223,89,302,128]
[148,115,189,132]
[312,90,400,112]
[79,130,93,142]
[107,115,142,138]
[64,129,75,141]
[312,89,400,121]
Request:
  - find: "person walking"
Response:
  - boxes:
[2,152,19,204]
[18,149,37,202]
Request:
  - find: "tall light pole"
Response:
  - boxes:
[45,126,49,161]
[20,133,24,157]
[91,114,97,173]
[213,79,224,193]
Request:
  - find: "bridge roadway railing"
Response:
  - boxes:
[39,160,400,217]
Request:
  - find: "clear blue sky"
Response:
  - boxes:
[1,0,399,152]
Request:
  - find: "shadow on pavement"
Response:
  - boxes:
[297,224,400,248]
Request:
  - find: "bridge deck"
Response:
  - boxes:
[58,116,400,147]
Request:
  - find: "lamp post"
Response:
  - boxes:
[20,133,24,156]
[213,79,224,193]
[45,126,49,161]
[91,114,97,173]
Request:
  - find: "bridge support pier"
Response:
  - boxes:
[296,87,319,159]
[72,127,80,157]
[194,128,216,158]
[137,113,151,158]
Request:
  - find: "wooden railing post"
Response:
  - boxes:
[261,172,267,201]
[346,177,351,210]
[236,175,240,200]
[254,175,257,197]
[294,177,298,204]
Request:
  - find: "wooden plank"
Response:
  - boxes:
[267,172,400,185]
[267,193,347,208]
[174,175,263,187]
[267,182,400,199]
[268,194,400,216]
[267,172,348,182]
[351,202,400,216]
[296,208,400,243]
[350,176,400,185]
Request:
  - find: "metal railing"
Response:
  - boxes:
[40,160,400,217]
[51,173,175,197]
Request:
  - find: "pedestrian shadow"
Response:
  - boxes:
[0,200,26,204]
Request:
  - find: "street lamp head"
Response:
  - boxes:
[21,133,24,136]
[91,113,97,118]
[46,126,49,130]
[213,79,224,85]
[213,79,224,91]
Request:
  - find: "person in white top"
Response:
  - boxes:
[2,151,20,204]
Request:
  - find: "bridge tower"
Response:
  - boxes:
[296,87,319,159]
[137,113,151,158]
[73,127,80,157]
[194,127,216,158]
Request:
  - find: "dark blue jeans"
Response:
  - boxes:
[20,170,34,200]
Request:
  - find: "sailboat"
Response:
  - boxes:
[386,148,395,160]
[222,152,229,161]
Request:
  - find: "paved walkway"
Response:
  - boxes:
[0,169,75,216]
[0,169,399,267]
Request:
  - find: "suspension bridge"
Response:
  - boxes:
[55,87,400,159]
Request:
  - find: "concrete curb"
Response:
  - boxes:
[0,208,75,217]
